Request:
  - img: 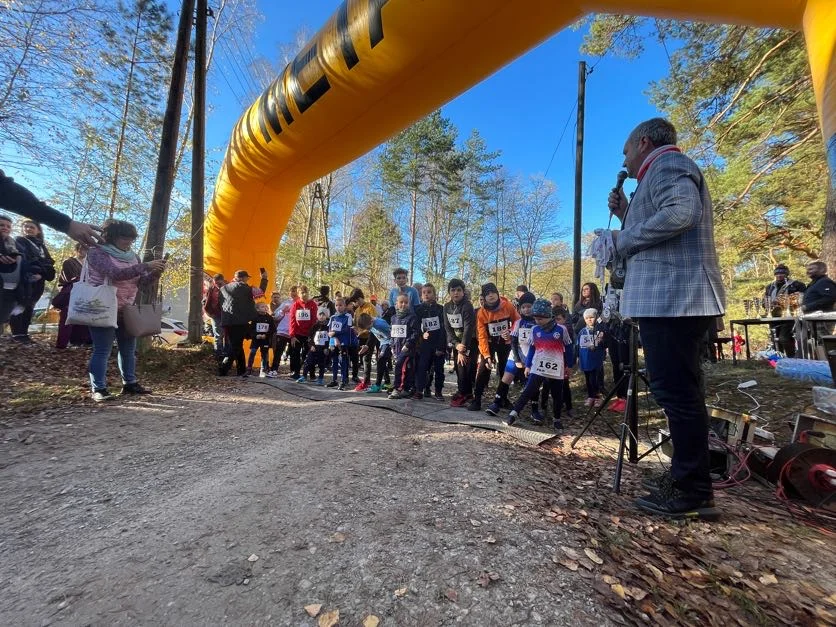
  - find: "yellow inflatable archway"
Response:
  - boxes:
[205,0,835,277]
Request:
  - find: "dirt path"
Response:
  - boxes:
[0,381,614,626]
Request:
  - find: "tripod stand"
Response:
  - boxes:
[570,320,666,493]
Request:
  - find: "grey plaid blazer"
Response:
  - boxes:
[616,151,726,318]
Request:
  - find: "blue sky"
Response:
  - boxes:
[206,1,672,236]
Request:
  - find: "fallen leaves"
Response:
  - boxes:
[362,616,380,627]
[329,532,346,543]
[304,604,322,617]
[318,609,339,627]
[394,587,408,598]
[247,554,259,562]
[584,548,603,565]
[477,571,501,588]
[445,588,458,602]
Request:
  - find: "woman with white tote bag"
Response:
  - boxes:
[85,220,166,402]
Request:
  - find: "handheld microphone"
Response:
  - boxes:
[607,170,629,228]
[614,170,628,193]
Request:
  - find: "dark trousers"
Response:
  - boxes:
[303,347,327,379]
[769,321,796,357]
[9,282,44,337]
[638,316,714,498]
[375,345,392,386]
[541,377,572,411]
[514,374,563,420]
[247,344,269,370]
[415,344,445,394]
[584,368,603,398]
[56,307,90,348]
[474,344,511,399]
[289,334,309,376]
[606,333,629,399]
[223,324,248,375]
[345,345,359,380]
[270,334,290,370]
[454,346,478,396]
[393,349,414,391]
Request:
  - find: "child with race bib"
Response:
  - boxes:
[388,293,421,399]
[484,291,540,420]
[300,308,330,384]
[326,297,354,390]
[414,283,446,400]
[467,282,519,412]
[577,308,606,407]
[246,302,276,377]
[443,278,478,407]
[507,298,575,430]
[288,285,319,379]
[355,312,392,394]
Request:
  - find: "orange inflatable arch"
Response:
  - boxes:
[204,0,836,277]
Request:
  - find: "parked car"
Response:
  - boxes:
[154,317,189,346]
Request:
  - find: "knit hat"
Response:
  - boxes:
[531,298,553,318]
[349,288,364,302]
[480,282,499,298]
[774,264,789,275]
[517,291,536,306]
[448,278,466,292]
[319,285,330,297]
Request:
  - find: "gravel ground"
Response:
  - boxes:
[0,381,615,626]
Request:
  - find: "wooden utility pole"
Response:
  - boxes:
[139,0,195,297]
[572,61,586,305]
[187,0,208,344]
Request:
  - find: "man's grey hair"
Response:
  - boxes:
[628,118,677,148]
[808,260,828,273]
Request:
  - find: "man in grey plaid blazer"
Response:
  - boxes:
[609,118,725,521]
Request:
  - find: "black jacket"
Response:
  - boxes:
[802,276,836,313]
[16,235,55,283]
[416,301,446,351]
[443,298,476,348]
[0,170,72,233]
[219,281,257,326]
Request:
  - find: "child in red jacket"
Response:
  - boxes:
[288,285,319,379]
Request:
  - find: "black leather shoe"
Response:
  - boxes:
[635,486,720,521]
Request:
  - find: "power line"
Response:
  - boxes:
[543,102,577,179]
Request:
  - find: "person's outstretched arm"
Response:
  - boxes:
[1,169,101,245]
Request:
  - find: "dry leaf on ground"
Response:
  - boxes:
[584,548,603,565]
[362,615,380,627]
[318,609,339,627]
[394,587,408,597]
[304,604,322,617]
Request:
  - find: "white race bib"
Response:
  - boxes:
[314,330,328,345]
[579,333,595,349]
[422,316,441,332]
[518,327,532,344]
[391,324,407,338]
[255,322,269,333]
[488,319,509,337]
[447,312,463,328]
[330,320,343,332]
[295,309,311,321]
[532,349,564,379]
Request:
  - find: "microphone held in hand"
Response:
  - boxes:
[614,169,628,193]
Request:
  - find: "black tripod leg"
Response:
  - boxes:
[570,373,627,449]
[613,422,629,494]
